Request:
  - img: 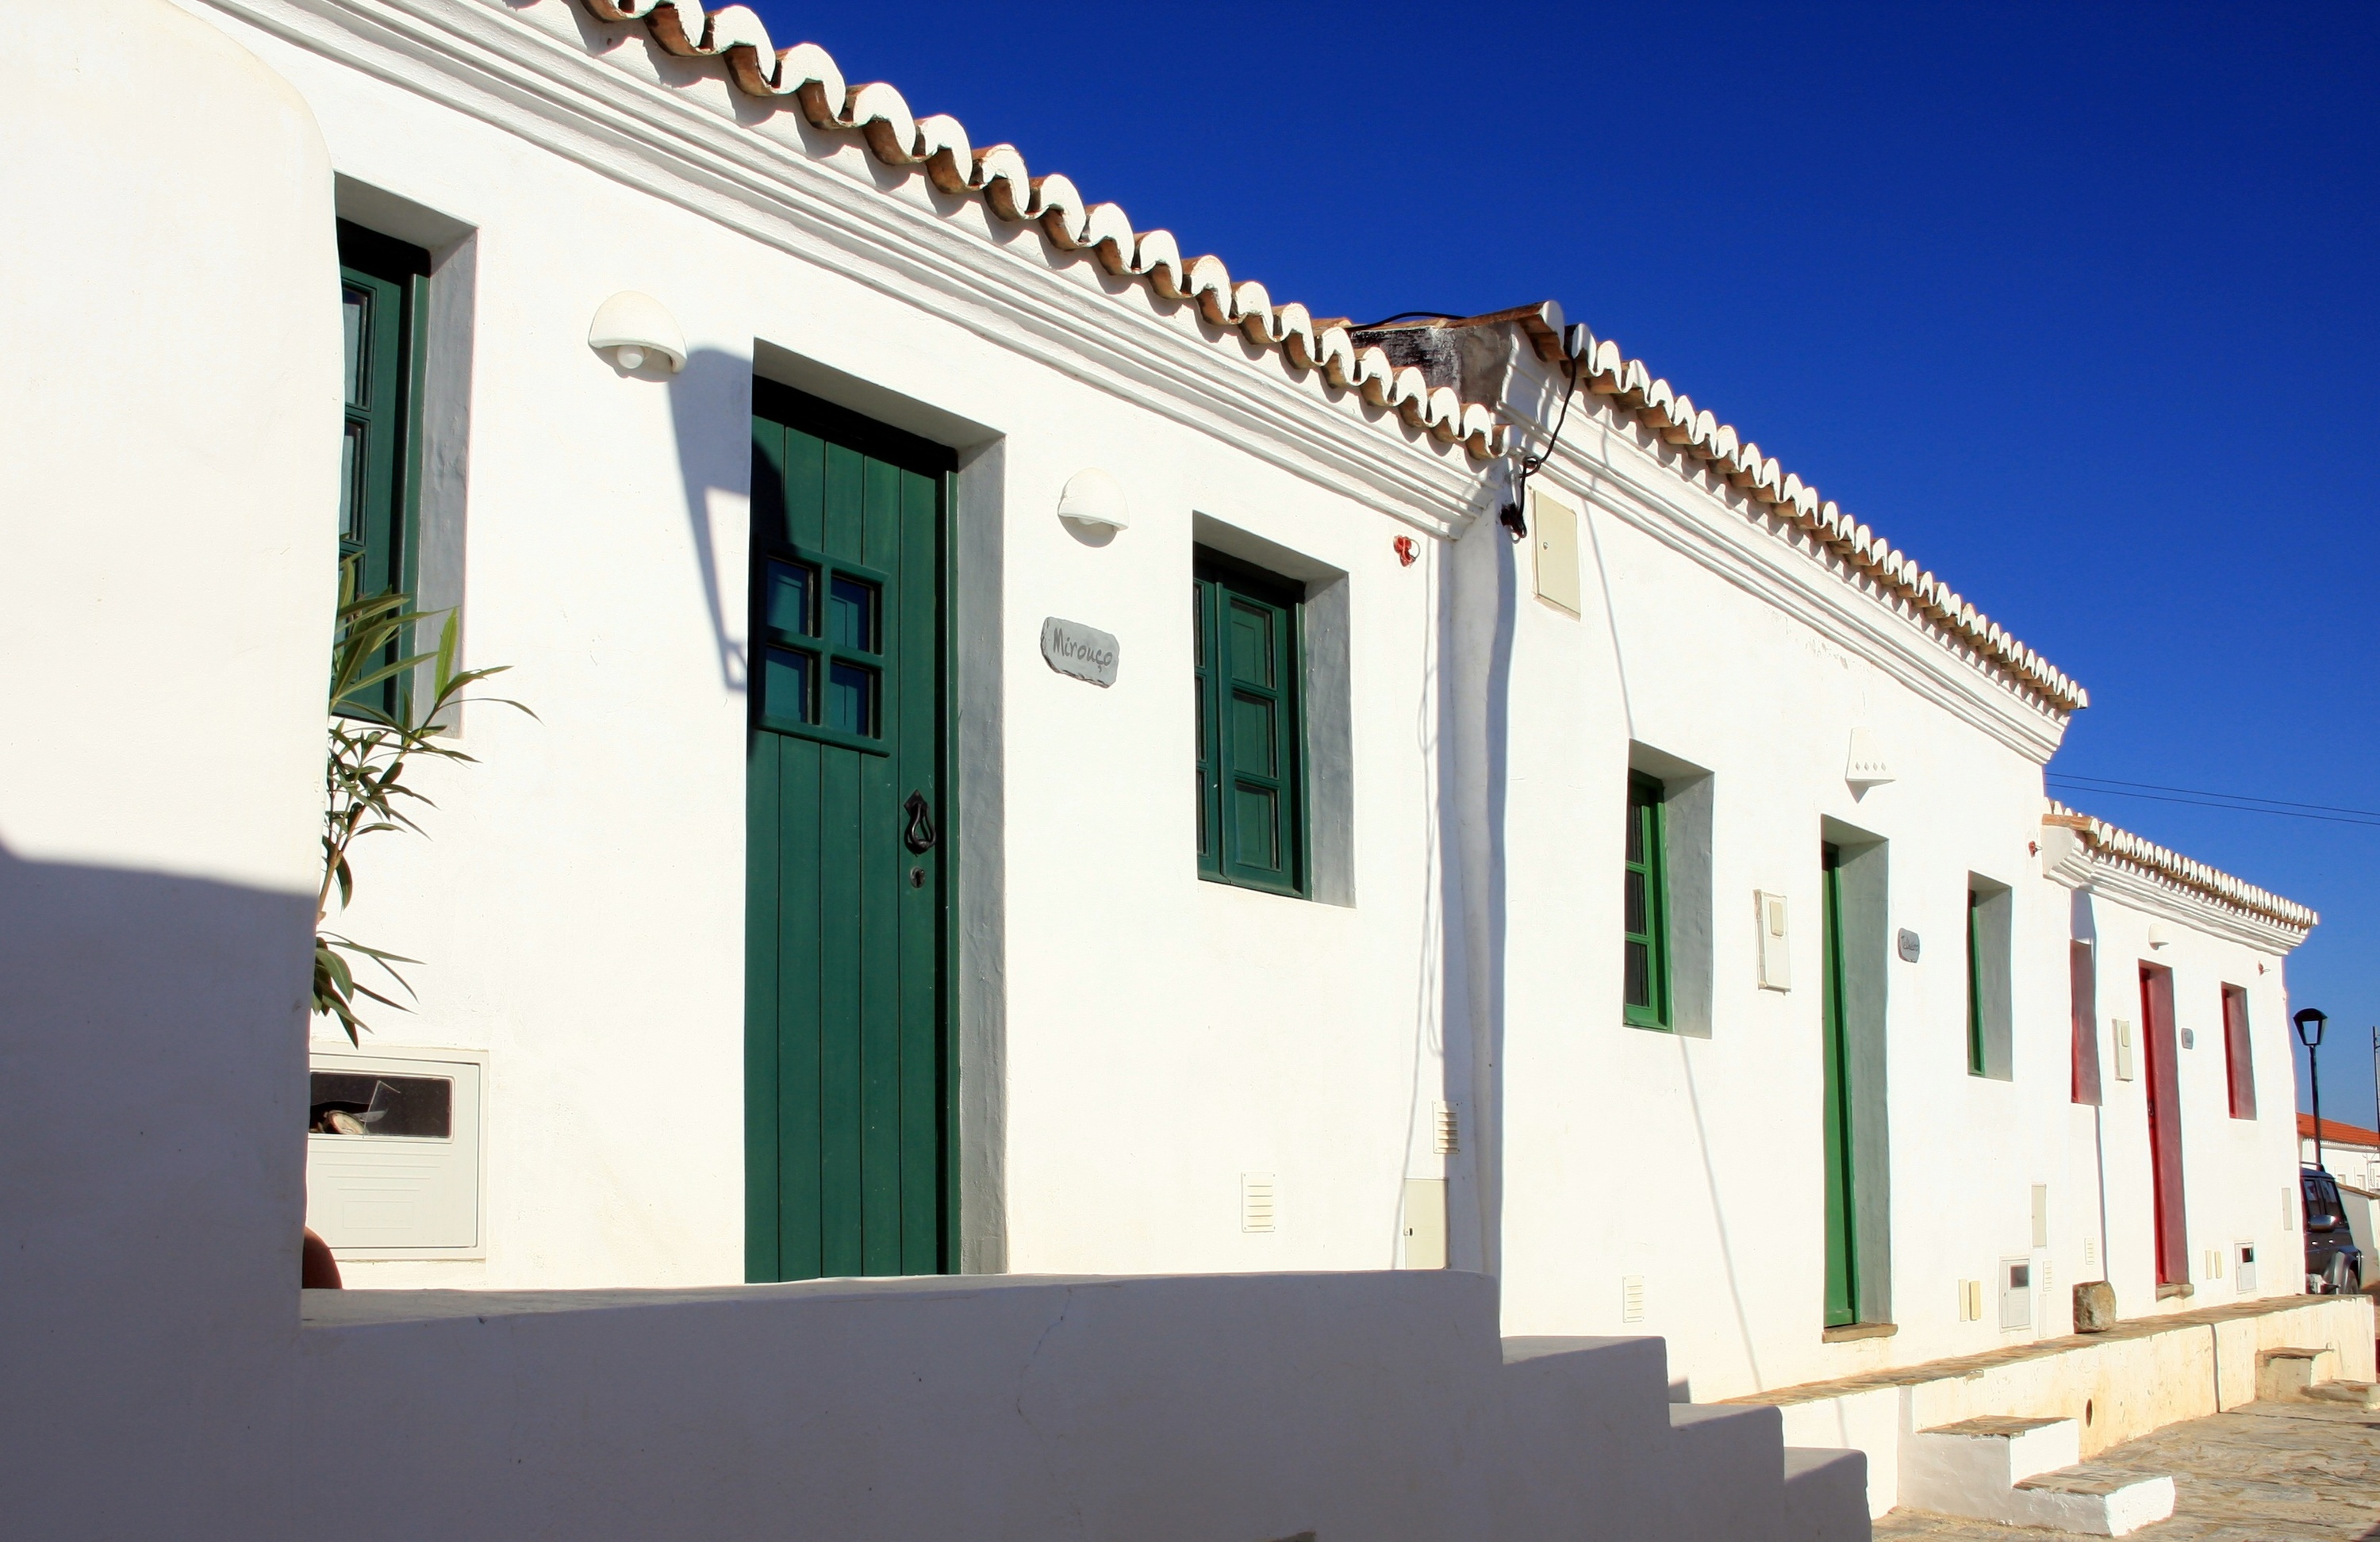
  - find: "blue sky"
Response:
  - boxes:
[738,2,2379,1120]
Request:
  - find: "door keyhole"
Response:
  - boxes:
[908,866,925,888]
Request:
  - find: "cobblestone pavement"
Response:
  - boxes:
[1874,1400,2380,1540]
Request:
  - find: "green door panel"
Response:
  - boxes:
[1820,844,1859,1328]
[747,381,952,1282]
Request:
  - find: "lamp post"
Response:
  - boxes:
[2297,1007,2329,1172]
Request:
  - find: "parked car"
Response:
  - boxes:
[2302,1167,2364,1292]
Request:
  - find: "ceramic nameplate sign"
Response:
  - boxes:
[1041,617,1119,688]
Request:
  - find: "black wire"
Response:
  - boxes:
[1502,355,1580,540]
[1347,310,1465,330]
[2047,773,2380,821]
[2045,781,2380,829]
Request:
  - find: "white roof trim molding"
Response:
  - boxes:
[570,0,1507,460]
[2040,799,2317,953]
[1536,340,2086,715]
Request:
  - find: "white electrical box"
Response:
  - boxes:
[2112,1018,2136,1082]
[305,1046,485,1257]
[1401,1178,1446,1269]
[1530,485,1581,616]
[1999,1257,2033,1331]
[2236,1241,2259,1292]
[1755,890,1791,992]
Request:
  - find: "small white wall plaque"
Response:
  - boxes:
[1040,617,1119,688]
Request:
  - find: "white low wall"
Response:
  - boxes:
[299,1272,1726,1540]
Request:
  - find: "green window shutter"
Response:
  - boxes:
[1193,550,1305,896]
[335,220,430,718]
[1966,888,1986,1076]
[1622,773,1671,1029]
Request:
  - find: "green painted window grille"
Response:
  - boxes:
[336,220,429,718]
[1622,773,1671,1029]
[1966,888,1987,1076]
[1193,550,1306,897]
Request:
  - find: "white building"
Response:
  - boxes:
[4,1,2349,1534]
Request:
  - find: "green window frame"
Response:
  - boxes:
[1622,773,1671,1029]
[1966,888,1987,1076]
[1194,550,1306,897]
[336,220,429,717]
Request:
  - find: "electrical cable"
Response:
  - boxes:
[1346,310,1465,330]
[2044,780,2380,829]
[1500,352,1580,541]
[2046,773,2380,822]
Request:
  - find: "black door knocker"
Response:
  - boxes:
[903,790,938,854]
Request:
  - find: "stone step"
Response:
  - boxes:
[1781,1447,1870,1542]
[2257,1345,2340,1401]
[2304,1379,2380,1410]
[1900,1416,2175,1536]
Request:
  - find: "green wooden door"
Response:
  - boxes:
[746,382,951,1281]
[1819,843,1860,1328]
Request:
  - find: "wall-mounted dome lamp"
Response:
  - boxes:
[1057,468,1129,532]
[589,291,685,374]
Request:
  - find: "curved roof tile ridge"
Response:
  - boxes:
[2043,798,2318,931]
[570,0,1507,461]
[1560,329,2086,713]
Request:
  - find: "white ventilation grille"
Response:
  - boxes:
[2084,1237,2098,1268]
[1432,1101,1460,1156]
[1620,1275,1646,1324]
[1240,1172,1276,1233]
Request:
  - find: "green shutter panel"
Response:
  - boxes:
[1622,775,1670,1029]
[1967,890,1987,1076]
[1193,552,1304,897]
[334,221,429,719]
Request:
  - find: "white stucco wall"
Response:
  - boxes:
[6,10,1878,1537]
[160,0,2311,1425]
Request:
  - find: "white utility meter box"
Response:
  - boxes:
[305,1046,485,1257]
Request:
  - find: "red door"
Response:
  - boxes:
[2140,965,2187,1287]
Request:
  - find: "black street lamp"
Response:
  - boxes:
[2297,1007,2329,1172]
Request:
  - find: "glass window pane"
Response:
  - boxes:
[826,661,876,737]
[828,574,877,652]
[1624,942,1650,1008]
[1625,799,1645,862]
[1233,784,1278,869]
[763,647,815,724]
[309,1070,452,1140]
[766,561,816,638]
[342,285,370,406]
[1227,599,1273,686]
[1625,869,1648,934]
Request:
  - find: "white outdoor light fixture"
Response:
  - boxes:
[588,290,685,374]
[1056,468,1130,532]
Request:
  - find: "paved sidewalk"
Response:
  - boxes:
[1874,1399,2380,1540]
